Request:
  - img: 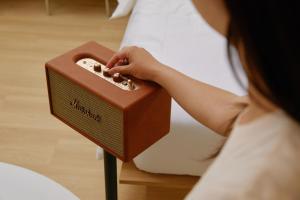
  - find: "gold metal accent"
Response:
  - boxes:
[76,58,138,91]
[128,79,135,90]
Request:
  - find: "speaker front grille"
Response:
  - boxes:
[48,69,124,156]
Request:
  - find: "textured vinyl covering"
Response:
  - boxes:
[120,0,246,176]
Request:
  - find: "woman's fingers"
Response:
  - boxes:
[106,47,130,68]
[107,47,133,76]
[116,58,129,66]
[106,53,126,68]
[108,64,132,75]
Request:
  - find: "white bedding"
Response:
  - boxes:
[120,0,246,176]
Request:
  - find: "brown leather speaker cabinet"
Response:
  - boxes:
[45,41,171,161]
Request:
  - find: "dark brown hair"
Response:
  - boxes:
[225,1,300,123]
[207,1,299,159]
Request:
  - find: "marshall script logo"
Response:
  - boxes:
[70,99,101,123]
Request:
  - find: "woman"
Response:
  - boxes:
[107,0,300,199]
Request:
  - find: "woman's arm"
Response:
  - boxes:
[153,65,249,136]
[107,47,249,136]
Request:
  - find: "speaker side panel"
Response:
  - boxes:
[48,69,124,157]
[125,88,171,160]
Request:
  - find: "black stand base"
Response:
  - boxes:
[104,150,118,200]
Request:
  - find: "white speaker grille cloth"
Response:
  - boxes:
[48,70,124,156]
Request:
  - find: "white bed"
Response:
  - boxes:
[115,0,245,176]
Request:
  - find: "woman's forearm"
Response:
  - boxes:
[106,47,248,135]
[153,64,248,136]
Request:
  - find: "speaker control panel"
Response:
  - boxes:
[76,58,139,91]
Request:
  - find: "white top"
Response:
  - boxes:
[185,110,300,200]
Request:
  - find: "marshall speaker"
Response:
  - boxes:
[45,41,171,161]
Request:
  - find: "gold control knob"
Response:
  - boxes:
[127,79,135,90]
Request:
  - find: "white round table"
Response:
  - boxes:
[0,162,79,200]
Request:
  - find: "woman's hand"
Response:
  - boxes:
[106,46,165,81]
[107,46,247,137]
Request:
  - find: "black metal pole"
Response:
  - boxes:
[104,150,118,200]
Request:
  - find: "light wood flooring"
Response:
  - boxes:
[0,0,190,199]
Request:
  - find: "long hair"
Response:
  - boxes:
[225,1,300,123]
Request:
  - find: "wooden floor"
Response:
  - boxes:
[0,0,190,199]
